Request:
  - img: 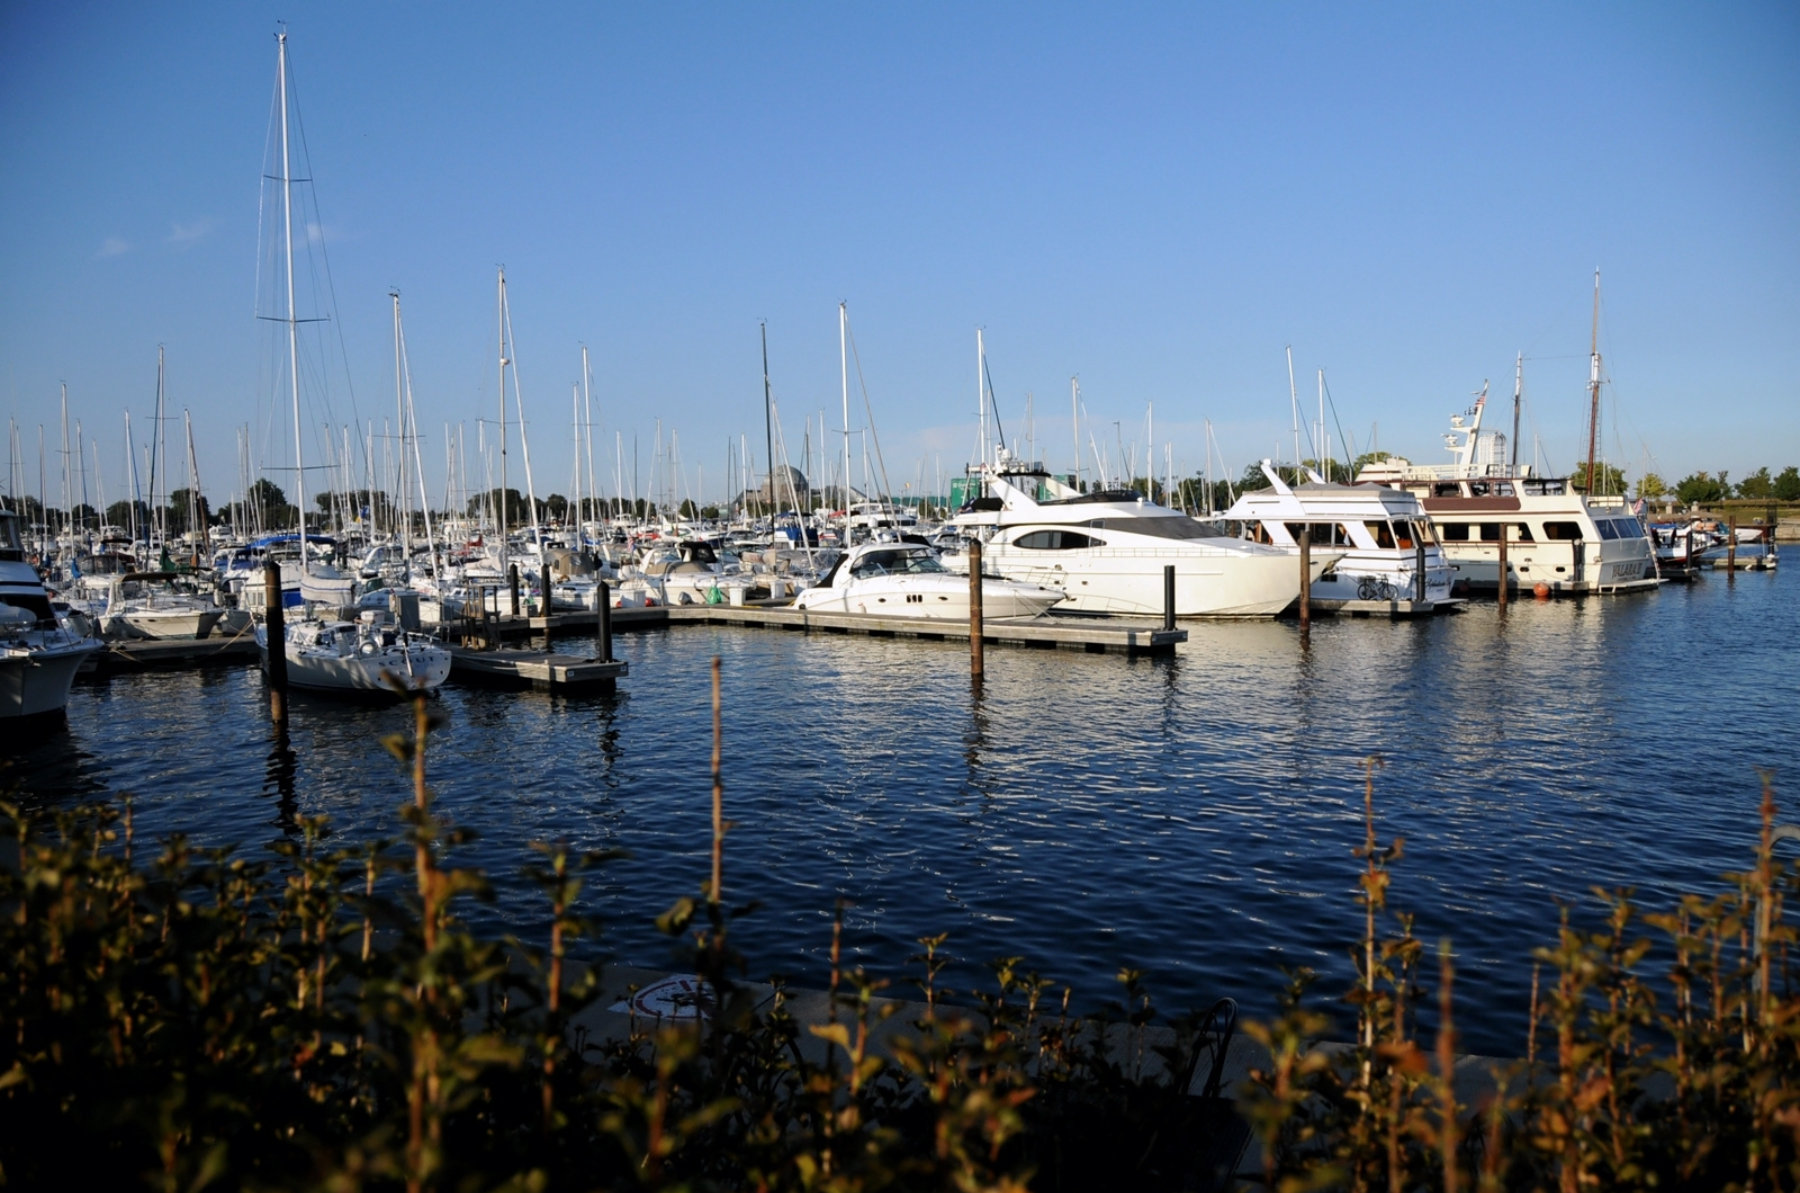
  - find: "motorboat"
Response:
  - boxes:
[0,511,103,724]
[1216,462,1455,612]
[256,610,451,698]
[95,572,226,640]
[950,451,1334,617]
[795,540,1064,618]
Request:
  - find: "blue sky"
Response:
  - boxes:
[2,3,1795,510]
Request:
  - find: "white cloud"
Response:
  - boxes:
[95,236,130,258]
[165,218,214,248]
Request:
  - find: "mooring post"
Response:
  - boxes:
[1415,539,1427,604]
[1297,525,1311,629]
[1728,515,1738,577]
[263,560,287,720]
[1163,564,1176,631]
[1497,525,1509,611]
[1686,526,1694,576]
[540,562,553,619]
[509,564,521,616]
[597,580,613,663]
[968,538,984,678]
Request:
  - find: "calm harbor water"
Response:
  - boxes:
[10,565,1795,1055]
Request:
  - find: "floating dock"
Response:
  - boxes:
[84,633,261,676]
[447,645,627,691]
[661,604,1185,654]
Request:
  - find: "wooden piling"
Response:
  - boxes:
[540,562,553,617]
[1415,539,1427,604]
[1728,516,1738,576]
[1297,525,1311,629]
[509,564,522,616]
[1496,525,1509,610]
[263,560,287,720]
[1163,564,1176,631]
[968,538,984,677]
[597,580,613,663]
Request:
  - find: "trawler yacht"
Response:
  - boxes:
[1218,462,1454,613]
[1355,394,1657,595]
[951,451,1334,617]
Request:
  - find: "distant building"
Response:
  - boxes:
[741,464,814,509]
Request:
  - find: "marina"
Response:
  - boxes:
[22,560,1792,1060]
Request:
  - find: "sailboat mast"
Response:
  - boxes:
[278,32,306,551]
[761,321,774,522]
[581,344,596,533]
[1584,268,1601,494]
[496,268,509,571]
[1285,345,1299,480]
[185,409,210,556]
[976,329,986,468]
[1071,376,1080,490]
[391,291,413,568]
[840,303,851,516]
[1511,352,1523,470]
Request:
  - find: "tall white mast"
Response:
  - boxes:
[1070,376,1080,489]
[1510,352,1523,470]
[498,284,542,551]
[1285,345,1299,479]
[976,328,986,468]
[278,32,306,557]
[840,302,851,513]
[59,384,70,537]
[1584,268,1602,495]
[391,291,413,567]
[496,267,509,571]
[1317,369,1327,481]
[581,344,597,534]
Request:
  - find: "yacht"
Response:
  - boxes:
[950,451,1334,617]
[795,540,1063,618]
[1216,462,1454,613]
[0,511,102,724]
[1355,393,1657,595]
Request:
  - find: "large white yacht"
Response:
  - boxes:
[1356,393,1657,595]
[951,451,1334,618]
[1217,462,1455,613]
[0,511,102,725]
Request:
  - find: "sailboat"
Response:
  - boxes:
[251,31,450,697]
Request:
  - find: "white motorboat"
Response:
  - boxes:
[951,451,1335,618]
[1217,462,1455,612]
[96,572,226,640]
[256,611,451,698]
[0,512,103,724]
[795,540,1064,618]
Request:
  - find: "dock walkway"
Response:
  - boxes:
[464,603,1185,655]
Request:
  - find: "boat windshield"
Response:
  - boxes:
[850,549,945,577]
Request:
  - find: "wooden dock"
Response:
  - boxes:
[449,603,1182,655]
[85,633,261,675]
[661,604,1183,654]
[448,646,628,691]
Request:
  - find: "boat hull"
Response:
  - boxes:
[981,549,1324,618]
[0,639,102,721]
[114,608,225,640]
[796,573,1063,619]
